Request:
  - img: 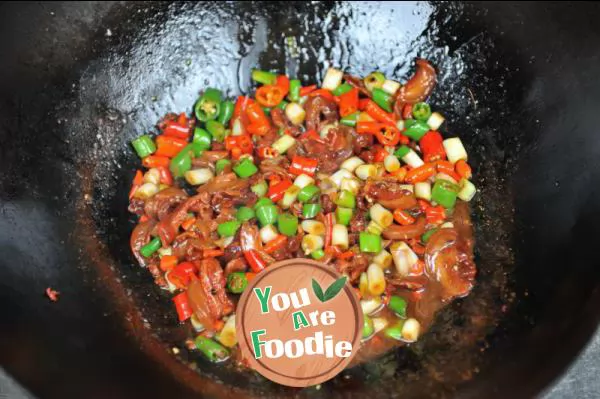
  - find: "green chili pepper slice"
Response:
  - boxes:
[384,321,406,341]
[236,206,255,222]
[276,100,289,110]
[251,69,277,85]
[332,83,353,96]
[412,102,432,121]
[170,146,193,178]
[372,88,393,112]
[336,190,356,209]
[233,158,258,178]
[217,220,241,238]
[206,120,228,143]
[278,213,298,236]
[193,127,212,150]
[335,207,353,226]
[364,72,385,92]
[131,135,156,158]
[302,203,321,219]
[194,336,230,362]
[421,228,438,243]
[140,237,161,258]
[340,111,360,127]
[215,159,231,174]
[297,184,320,203]
[217,100,234,125]
[311,249,325,260]
[388,296,408,318]
[431,179,459,209]
[254,197,274,209]
[194,88,222,122]
[394,145,411,159]
[227,272,248,294]
[362,316,374,339]
[359,232,382,253]
[256,204,278,226]
[403,120,430,141]
[289,79,301,102]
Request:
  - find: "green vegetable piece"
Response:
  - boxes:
[340,111,360,127]
[336,190,356,209]
[278,213,298,236]
[311,249,325,260]
[362,316,374,339]
[233,158,258,178]
[194,88,222,122]
[359,232,382,253]
[394,145,411,159]
[236,206,255,222]
[388,296,408,319]
[276,100,289,110]
[262,107,271,116]
[251,69,277,85]
[140,236,161,258]
[403,120,430,141]
[170,147,193,178]
[227,272,248,294]
[384,322,406,341]
[298,184,320,203]
[332,83,353,97]
[256,204,278,226]
[251,181,268,197]
[194,336,230,362]
[131,135,156,158]
[412,102,432,121]
[431,179,459,209]
[215,159,231,174]
[335,207,353,226]
[372,88,393,112]
[217,220,241,237]
[302,203,321,219]
[254,197,274,209]
[193,127,212,150]
[421,228,438,243]
[217,100,234,125]
[364,72,385,91]
[289,79,301,102]
[206,120,227,143]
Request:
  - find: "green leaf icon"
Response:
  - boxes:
[312,276,348,303]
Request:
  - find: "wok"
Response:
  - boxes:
[1,1,600,398]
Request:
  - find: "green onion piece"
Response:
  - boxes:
[217,100,235,125]
[251,69,277,85]
[372,88,393,112]
[412,102,432,122]
[289,79,301,102]
[359,232,382,253]
[421,228,438,243]
[131,135,156,158]
[336,207,353,226]
[233,158,258,178]
[276,100,289,110]
[403,120,430,141]
[193,127,212,150]
[262,107,271,116]
[215,159,231,174]
[388,296,408,318]
[394,145,411,159]
[217,220,241,237]
[194,336,230,362]
[332,83,353,97]
[140,237,162,258]
[311,249,325,260]
[431,180,459,209]
[227,272,248,294]
[251,181,268,197]
[170,146,193,178]
[362,316,374,339]
[335,190,356,209]
[206,120,228,143]
[297,184,320,203]
[278,213,298,236]
[194,88,222,122]
[236,206,255,222]
[254,197,274,209]
[302,203,321,219]
[364,72,385,92]
[384,322,405,341]
[340,111,360,127]
[256,204,278,226]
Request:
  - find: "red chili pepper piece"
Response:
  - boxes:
[402,104,413,120]
[276,75,290,97]
[163,120,190,140]
[268,180,293,202]
[169,261,197,289]
[155,135,188,158]
[157,166,173,185]
[173,291,193,322]
[289,155,318,176]
[244,249,266,273]
[363,99,397,126]
[299,84,317,97]
[420,131,446,162]
[308,88,335,102]
[338,87,359,117]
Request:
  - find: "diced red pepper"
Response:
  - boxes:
[173,292,192,322]
[233,96,254,119]
[359,98,370,111]
[299,84,317,97]
[419,131,446,162]
[256,85,286,107]
[363,99,397,126]
[417,199,431,212]
[264,235,288,254]
[276,75,290,97]
[405,163,437,184]
[155,135,188,158]
[157,166,173,185]
[129,170,144,199]
[338,87,359,117]
[164,119,190,140]
[268,179,293,202]
[142,155,170,169]
[257,146,279,159]
[308,88,335,102]
[169,261,197,289]
[425,205,446,225]
[436,160,461,182]
[289,155,318,176]
[374,147,389,163]
[300,129,323,143]
[160,255,178,272]
[244,249,266,273]
[225,135,254,159]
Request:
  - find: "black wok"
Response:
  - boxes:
[2,1,600,398]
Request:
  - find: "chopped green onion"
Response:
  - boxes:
[340,111,360,127]
[335,207,353,226]
[276,100,289,110]
[251,69,277,85]
[362,316,374,339]
[217,220,241,237]
[217,100,235,125]
[384,322,405,341]
[359,232,382,253]
[194,88,222,122]
[289,79,301,102]
[233,158,258,178]
[131,135,156,158]
[403,120,430,141]
[278,213,298,236]
[140,236,162,258]
[394,145,411,159]
[297,184,320,203]
[335,190,356,209]
[215,159,231,174]
[251,181,268,197]
[227,272,248,294]
[194,336,230,362]
[372,88,393,112]
[332,83,353,96]
[302,203,321,219]
[388,296,407,318]
[254,197,274,209]
[255,204,278,226]
[206,120,228,142]
[311,249,325,260]
[421,228,438,243]
[412,102,432,121]
[193,127,212,150]
[236,206,255,222]
[431,179,459,209]
[364,72,385,92]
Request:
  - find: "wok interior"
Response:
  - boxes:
[2,2,600,398]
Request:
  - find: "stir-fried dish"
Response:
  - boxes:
[128,59,477,365]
